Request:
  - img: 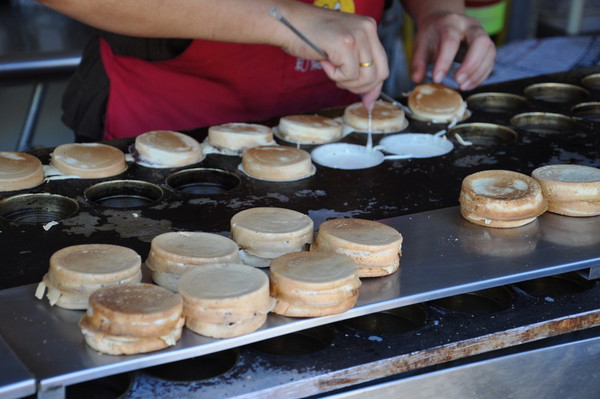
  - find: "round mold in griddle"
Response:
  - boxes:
[247,325,334,356]
[581,73,600,90]
[0,193,78,223]
[311,143,384,170]
[166,167,241,194]
[339,304,428,335]
[377,133,454,158]
[571,102,600,121]
[428,286,514,314]
[142,349,239,382]
[466,92,528,113]
[84,180,163,208]
[66,372,132,399]
[510,112,576,135]
[514,272,596,297]
[524,82,590,103]
[448,122,517,146]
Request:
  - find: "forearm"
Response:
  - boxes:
[36,0,306,47]
[37,0,389,106]
[401,0,465,28]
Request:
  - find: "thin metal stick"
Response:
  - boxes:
[268,7,329,59]
[379,91,412,115]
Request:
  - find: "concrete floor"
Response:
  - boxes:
[0,78,74,151]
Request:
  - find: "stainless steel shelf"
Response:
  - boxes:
[0,336,35,399]
[0,206,598,397]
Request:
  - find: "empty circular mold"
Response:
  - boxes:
[524,83,589,103]
[581,73,600,90]
[142,349,239,381]
[515,272,595,297]
[166,168,241,194]
[466,92,528,113]
[84,180,163,208]
[448,123,517,146]
[248,325,334,356]
[571,102,600,121]
[429,286,513,314]
[66,373,132,399]
[340,304,428,335]
[510,112,576,134]
[0,193,78,223]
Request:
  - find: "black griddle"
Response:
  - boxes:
[1,67,598,290]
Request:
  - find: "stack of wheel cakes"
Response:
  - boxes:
[269,251,361,317]
[230,207,314,267]
[531,164,600,217]
[79,283,185,355]
[459,165,600,229]
[144,231,240,291]
[177,263,273,338]
[32,204,404,354]
[459,170,547,228]
[311,218,404,278]
[268,216,403,317]
[35,244,142,310]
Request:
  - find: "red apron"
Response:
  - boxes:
[100,1,384,140]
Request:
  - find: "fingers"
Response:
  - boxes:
[454,34,496,90]
[430,27,461,84]
[410,12,496,90]
[318,15,389,105]
[361,82,384,110]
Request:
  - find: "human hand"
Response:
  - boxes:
[411,12,496,90]
[277,5,389,110]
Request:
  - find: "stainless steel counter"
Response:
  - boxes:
[0,336,35,399]
[0,206,598,398]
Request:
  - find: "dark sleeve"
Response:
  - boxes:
[61,34,108,143]
[101,33,192,61]
[61,33,192,142]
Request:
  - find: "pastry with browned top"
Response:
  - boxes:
[408,83,467,123]
[145,231,240,292]
[134,130,203,168]
[0,151,44,191]
[278,114,343,143]
[35,244,142,310]
[78,283,184,355]
[230,207,314,267]
[177,263,272,338]
[311,218,403,278]
[51,143,126,178]
[459,170,547,228]
[207,122,275,155]
[241,145,314,181]
[270,251,361,317]
[343,100,407,132]
[531,164,600,217]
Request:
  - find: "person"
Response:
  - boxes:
[35,0,495,142]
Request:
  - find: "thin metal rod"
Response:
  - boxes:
[268,7,329,59]
[16,82,46,151]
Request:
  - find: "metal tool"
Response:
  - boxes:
[268,7,329,59]
[379,91,412,115]
[270,6,405,118]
